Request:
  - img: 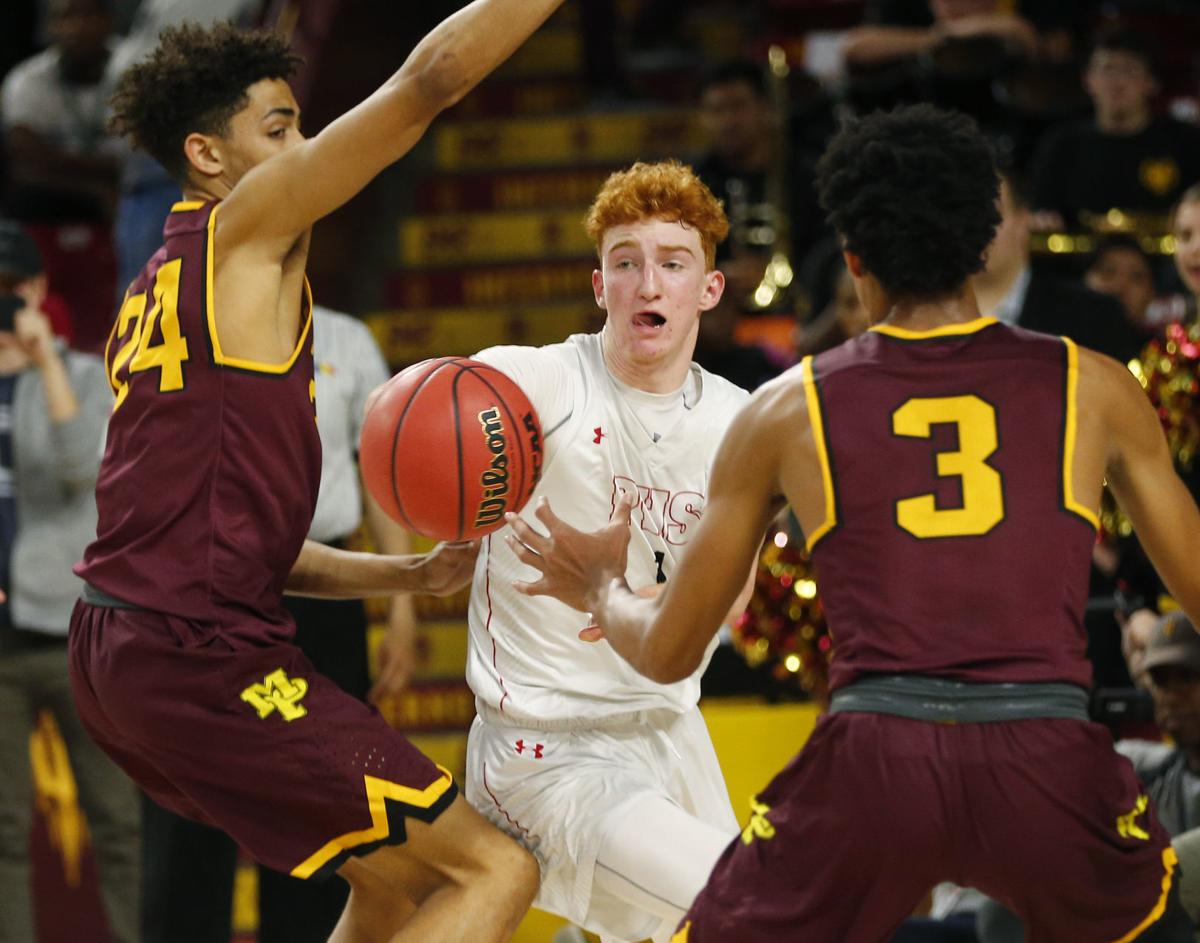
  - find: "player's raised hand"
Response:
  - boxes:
[506,493,636,613]
[418,540,481,595]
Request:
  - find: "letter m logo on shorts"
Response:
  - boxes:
[240,668,309,722]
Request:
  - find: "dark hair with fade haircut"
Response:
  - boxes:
[108,22,302,182]
[815,104,1000,301]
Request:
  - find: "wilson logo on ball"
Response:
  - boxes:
[475,407,510,528]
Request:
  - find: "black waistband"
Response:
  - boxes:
[81,583,144,610]
[828,674,1091,723]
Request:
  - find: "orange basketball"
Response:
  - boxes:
[360,357,543,541]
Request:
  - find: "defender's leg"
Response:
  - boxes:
[334,794,539,943]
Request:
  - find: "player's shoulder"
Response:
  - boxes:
[692,363,751,412]
[730,361,811,439]
[475,337,579,372]
[1075,340,1143,409]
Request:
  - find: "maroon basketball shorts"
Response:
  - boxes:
[675,711,1180,943]
[68,600,457,880]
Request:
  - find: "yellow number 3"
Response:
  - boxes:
[892,395,1005,539]
[109,258,190,411]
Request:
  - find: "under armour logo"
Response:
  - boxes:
[593,427,605,445]
[515,739,544,758]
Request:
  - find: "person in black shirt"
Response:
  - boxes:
[1031,28,1200,232]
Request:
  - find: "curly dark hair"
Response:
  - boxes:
[815,105,1000,301]
[108,22,302,182]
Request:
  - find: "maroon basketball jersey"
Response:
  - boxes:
[805,318,1098,691]
[77,200,321,636]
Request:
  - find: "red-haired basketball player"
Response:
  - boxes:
[68,6,564,941]
[462,161,757,942]
[508,106,1199,942]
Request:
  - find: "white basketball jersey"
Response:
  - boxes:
[468,332,749,725]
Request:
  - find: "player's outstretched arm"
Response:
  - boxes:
[1100,353,1200,620]
[509,387,789,684]
[284,538,479,599]
[220,0,564,249]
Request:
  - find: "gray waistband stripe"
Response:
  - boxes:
[828,674,1090,723]
[80,583,144,610]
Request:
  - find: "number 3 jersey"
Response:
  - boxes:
[806,317,1098,692]
[470,332,749,725]
[76,200,321,636]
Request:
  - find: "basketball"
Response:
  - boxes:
[360,357,544,542]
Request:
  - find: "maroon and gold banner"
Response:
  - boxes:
[432,110,702,172]
[414,168,613,215]
[383,260,595,309]
[446,79,587,121]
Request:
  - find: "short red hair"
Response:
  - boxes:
[584,161,729,269]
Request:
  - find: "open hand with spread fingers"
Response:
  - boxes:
[505,493,637,615]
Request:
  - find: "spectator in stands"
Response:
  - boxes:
[1121,612,1200,838]
[0,224,136,943]
[972,170,1144,362]
[844,0,1039,69]
[0,219,74,343]
[693,59,825,303]
[1084,233,1159,337]
[1031,28,1200,233]
[1169,184,1200,322]
[1,0,125,350]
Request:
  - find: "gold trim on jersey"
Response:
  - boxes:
[289,766,456,880]
[1061,337,1100,530]
[801,356,837,551]
[205,201,313,374]
[1110,846,1178,943]
[170,200,205,213]
[869,316,998,340]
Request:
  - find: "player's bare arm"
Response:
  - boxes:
[509,379,795,683]
[218,0,564,253]
[284,537,479,599]
[1086,348,1200,618]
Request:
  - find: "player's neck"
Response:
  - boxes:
[874,286,984,333]
[600,332,692,394]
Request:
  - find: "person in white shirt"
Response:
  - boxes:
[463,160,755,943]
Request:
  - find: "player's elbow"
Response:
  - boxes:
[413,44,472,113]
[640,643,698,685]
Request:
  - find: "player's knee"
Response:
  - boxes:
[476,830,540,904]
